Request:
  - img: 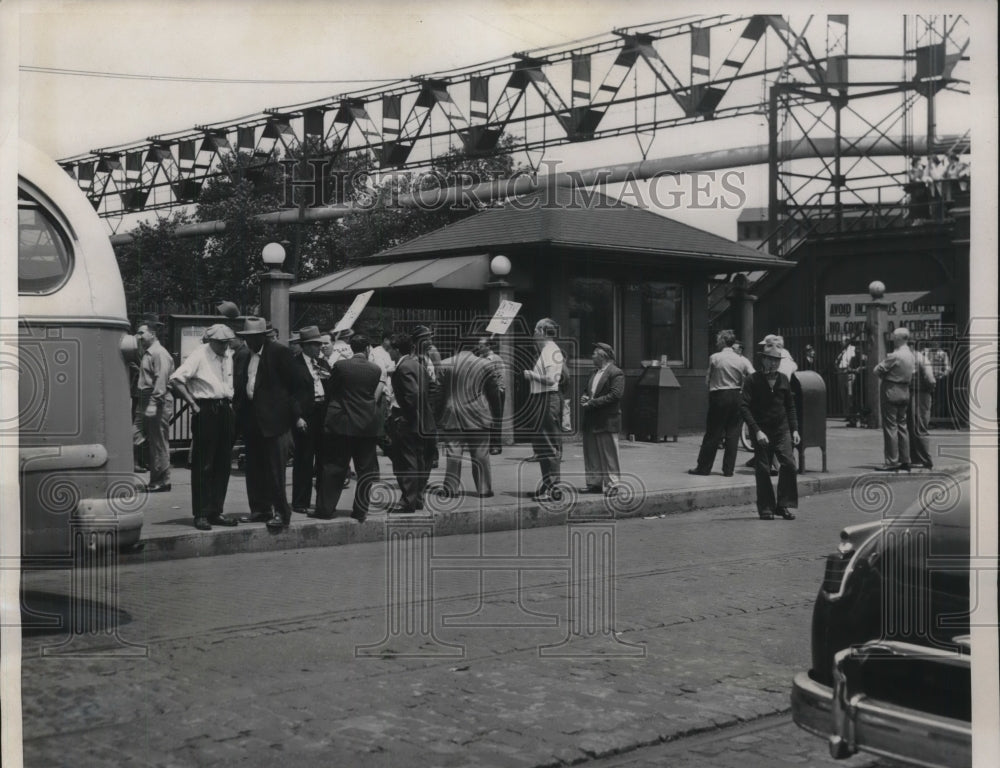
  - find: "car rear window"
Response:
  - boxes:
[18,189,74,294]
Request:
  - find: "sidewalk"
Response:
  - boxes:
[124,420,969,563]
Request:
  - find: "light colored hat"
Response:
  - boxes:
[330,327,354,341]
[204,323,236,341]
[757,334,779,346]
[297,325,323,343]
[236,316,269,336]
[761,344,783,359]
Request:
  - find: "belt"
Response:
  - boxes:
[195,397,231,405]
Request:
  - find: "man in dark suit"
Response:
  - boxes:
[739,344,800,520]
[436,345,502,499]
[315,334,383,522]
[291,326,331,514]
[388,333,436,512]
[579,342,625,495]
[233,316,308,531]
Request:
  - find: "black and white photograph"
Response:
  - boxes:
[1,1,997,766]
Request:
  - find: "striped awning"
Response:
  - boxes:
[290,254,490,299]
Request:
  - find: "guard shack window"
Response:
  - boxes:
[18,190,73,294]
[642,282,684,364]
[568,277,615,358]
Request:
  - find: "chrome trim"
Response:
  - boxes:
[792,642,971,768]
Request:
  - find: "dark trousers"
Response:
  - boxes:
[696,389,742,476]
[753,428,798,513]
[317,433,380,519]
[243,424,294,521]
[908,390,933,467]
[393,425,433,510]
[442,432,492,495]
[292,401,325,509]
[528,392,562,492]
[489,390,506,452]
[190,399,234,519]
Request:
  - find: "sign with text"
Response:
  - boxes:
[824,292,947,338]
[485,300,523,335]
[332,290,374,333]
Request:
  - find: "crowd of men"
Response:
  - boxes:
[132,309,629,530]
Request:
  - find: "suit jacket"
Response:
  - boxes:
[325,353,383,437]
[391,354,435,435]
[233,339,305,438]
[293,353,330,413]
[740,371,798,437]
[436,350,501,432]
[581,364,624,434]
[875,345,916,404]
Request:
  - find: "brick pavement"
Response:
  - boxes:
[125,421,969,562]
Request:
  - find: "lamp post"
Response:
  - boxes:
[486,255,515,446]
[260,242,293,343]
[865,280,888,429]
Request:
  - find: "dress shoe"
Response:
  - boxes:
[480,491,495,499]
[415,500,424,510]
[309,510,336,520]
[578,486,603,493]
[265,515,288,531]
[687,469,710,476]
[351,513,367,523]
[532,492,556,503]
[758,510,774,520]
[722,472,734,478]
[209,516,238,527]
[387,505,416,514]
[292,506,311,515]
[898,464,912,472]
[604,484,620,498]
[143,483,172,493]
[194,517,212,531]
[775,507,796,520]
[239,512,271,523]
[874,464,901,472]
[488,448,502,456]
[921,462,934,469]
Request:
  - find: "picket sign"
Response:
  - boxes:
[485,300,522,335]
[332,290,375,333]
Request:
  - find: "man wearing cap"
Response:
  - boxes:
[435,341,502,501]
[134,321,175,493]
[873,327,916,471]
[328,328,354,365]
[291,326,331,514]
[315,334,384,522]
[216,300,241,320]
[579,343,624,494]
[690,330,755,477]
[169,325,239,530]
[740,343,800,520]
[233,316,308,531]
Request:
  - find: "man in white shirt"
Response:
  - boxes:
[690,329,755,477]
[522,317,564,501]
[835,335,858,426]
[169,324,239,530]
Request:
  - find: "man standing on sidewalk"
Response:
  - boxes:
[835,335,859,426]
[135,321,175,493]
[690,330,754,477]
[291,326,331,514]
[523,317,564,502]
[168,324,239,531]
[740,344,800,520]
[475,337,507,456]
[873,327,916,472]
[388,333,435,513]
[233,317,307,531]
[579,342,624,495]
[908,346,937,470]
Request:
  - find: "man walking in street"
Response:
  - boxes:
[436,341,502,499]
[690,329,754,477]
[908,345,937,470]
[291,326,331,514]
[740,343,800,520]
[388,333,436,513]
[233,316,308,531]
[315,334,384,522]
[135,321,175,493]
[579,342,624,495]
[168,324,239,530]
[873,327,916,472]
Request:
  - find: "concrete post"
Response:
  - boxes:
[728,275,757,349]
[487,279,516,446]
[260,271,294,344]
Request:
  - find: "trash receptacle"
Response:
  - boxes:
[632,360,680,442]
[794,370,827,472]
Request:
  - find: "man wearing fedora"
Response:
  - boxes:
[740,343,800,520]
[233,316,309,531]
[579,342,624,495]
[169,324,240,530]
[315,334,384,522]
[291,326,331,514]
[388,332,436,512]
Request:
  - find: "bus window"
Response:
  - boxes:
[18,191,74,294]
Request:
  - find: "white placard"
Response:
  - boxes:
[485,300,523,335]
[332,290,375,333]
[824,291,946,338]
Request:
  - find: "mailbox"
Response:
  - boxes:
[632,361,681,442]
[794,370,827,472]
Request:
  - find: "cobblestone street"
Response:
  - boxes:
[19,479,941,767]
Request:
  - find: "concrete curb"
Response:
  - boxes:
[121,466,959,565]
